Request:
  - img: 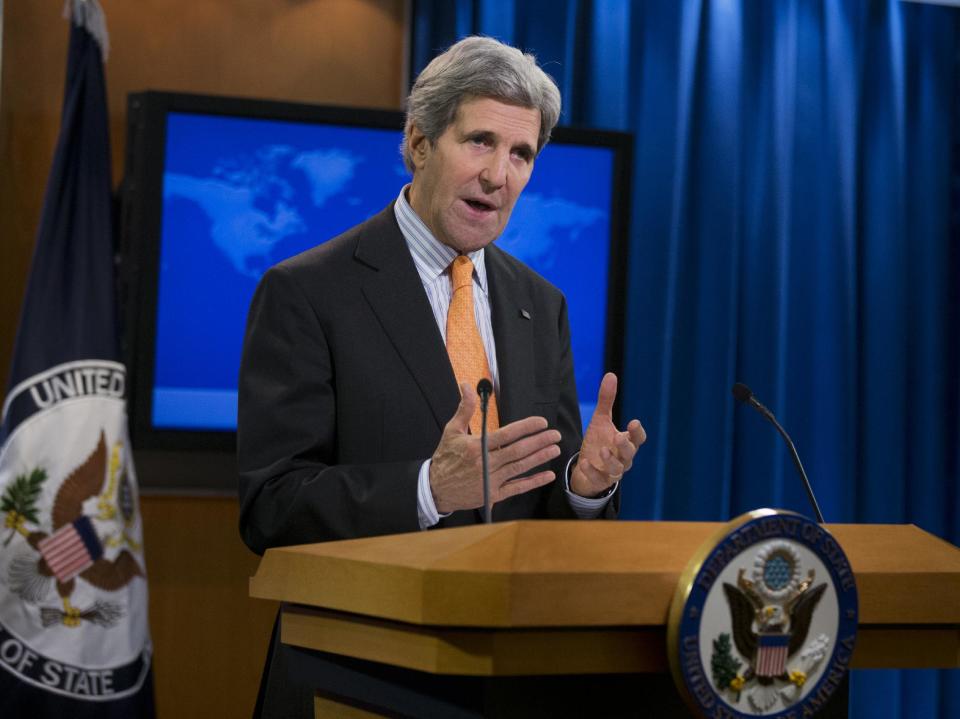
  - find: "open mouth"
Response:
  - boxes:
[463,198,495,212]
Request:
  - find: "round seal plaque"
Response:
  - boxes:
[666,509,858,718]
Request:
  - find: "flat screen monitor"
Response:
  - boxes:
[121,91,632,454]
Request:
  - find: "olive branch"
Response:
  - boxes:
[711,632,743,700]
[2,468,47,546]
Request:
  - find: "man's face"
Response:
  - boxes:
[407,97,541,254]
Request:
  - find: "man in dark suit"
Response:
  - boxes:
[238,36,646,554]
[237,36,647,716]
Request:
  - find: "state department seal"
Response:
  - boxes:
[0,360,151,700]
[667,509,858,718]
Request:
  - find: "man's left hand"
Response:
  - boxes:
[570,372,647,498]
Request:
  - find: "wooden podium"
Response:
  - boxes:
[250,520,960,717]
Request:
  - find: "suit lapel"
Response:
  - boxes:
[486,246,536,426]
[356,207,459,431]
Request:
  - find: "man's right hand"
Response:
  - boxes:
[429,382,562,514]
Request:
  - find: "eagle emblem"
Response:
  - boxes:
[712,541,831,712]
[3,430,144,628]
[667,510,857,718]
[0,360,151,699]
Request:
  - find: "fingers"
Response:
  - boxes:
[579,424,644,489]
[488,415,549,448]
[627,418,647,446]
[597,446,625,478]
[486,419,561,482]
[491,443,562,485]
[489,428,561,469]
[445,381,478,435]
[593,372,618,418]
[578,445,624,488]
[607,429,640,472]
[493,470,556,502]
[575,455,615,488]
[600,422,645,478]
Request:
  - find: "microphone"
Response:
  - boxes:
[477,379,494,524]
[732,382,825,524]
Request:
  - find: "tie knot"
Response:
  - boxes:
[450,255,474,291]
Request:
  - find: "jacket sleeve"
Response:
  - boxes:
[237,264,422,555]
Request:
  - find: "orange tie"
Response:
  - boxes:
[446,255,499,434]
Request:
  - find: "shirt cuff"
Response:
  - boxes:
[564,452,617,519]
[417,459,451,529]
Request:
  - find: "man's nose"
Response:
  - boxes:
[479,150,508,191]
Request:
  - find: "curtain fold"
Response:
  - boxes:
[411,1,960,715]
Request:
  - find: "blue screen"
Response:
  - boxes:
[153,112,614,430]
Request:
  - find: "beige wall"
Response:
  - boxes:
[0,1,406,716]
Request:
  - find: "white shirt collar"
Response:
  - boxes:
[393,185,488,293]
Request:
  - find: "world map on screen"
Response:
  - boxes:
[163,145,606,280]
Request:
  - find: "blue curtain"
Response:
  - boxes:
[412,1,959,716]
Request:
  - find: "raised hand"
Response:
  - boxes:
[570,373,646,498]
[430,383,562,514]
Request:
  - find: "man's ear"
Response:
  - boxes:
[407,124,430,170]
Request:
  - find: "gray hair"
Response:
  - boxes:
[402,36,562,173]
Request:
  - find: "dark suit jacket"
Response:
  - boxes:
[237,204,617,556]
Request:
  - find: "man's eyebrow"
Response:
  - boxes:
[512,141,535,159]
[463,129,495,142]
[462,129,535,159]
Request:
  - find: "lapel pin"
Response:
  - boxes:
[519,309,531,320]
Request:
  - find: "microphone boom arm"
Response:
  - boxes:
[733,384,826,524]
[753,399,825,524]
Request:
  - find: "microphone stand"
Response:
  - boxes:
[478,380,492,524]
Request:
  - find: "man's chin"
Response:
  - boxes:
[454,235,500,253]
[441,226,502,254]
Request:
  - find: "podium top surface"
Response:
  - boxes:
[249,519,960,628]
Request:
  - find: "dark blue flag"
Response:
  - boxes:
[0,2,154,715]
